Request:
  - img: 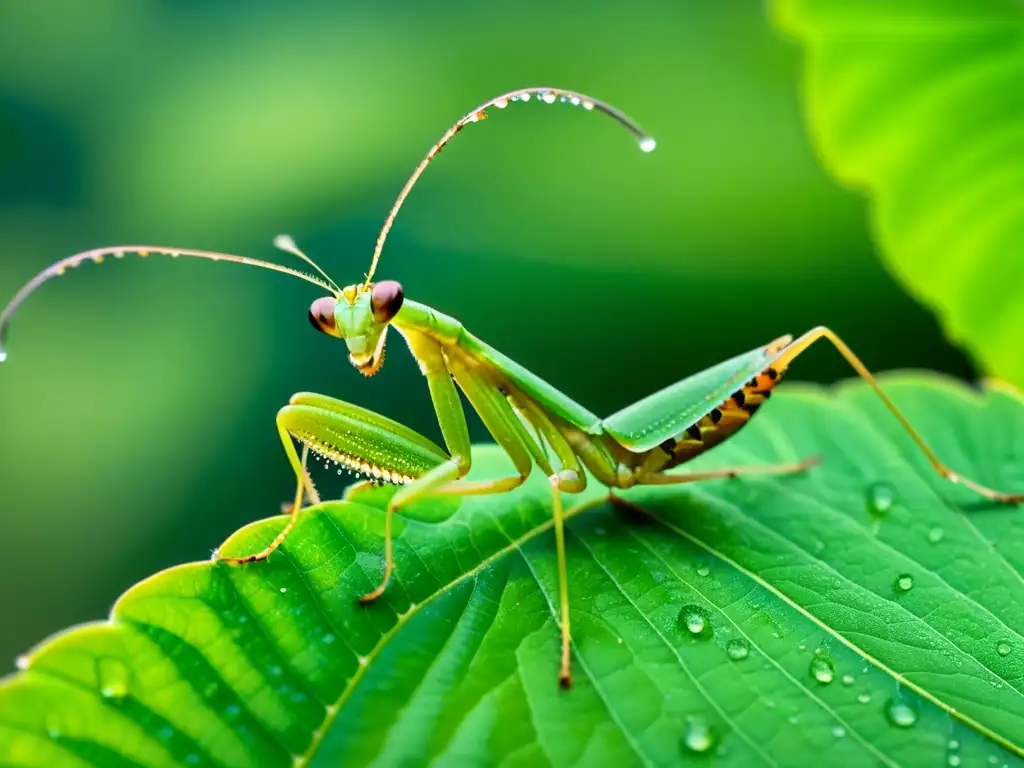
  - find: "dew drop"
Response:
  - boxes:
[696,566,710,577]
[322,633,336,646]
[895,574,914,592]
[542,91,556,104]
[867,482,895,517]
[885,698,917,728]
[520,93,531,102]
[810,655,835,685]
[857,693,871,704]
[928,527,945,544]
[97,658,131,703]
[681,716,716,753]
[678,605,712,638]
[14,655,28,671]
[157,725,175,741]
[841,674,855,686]
[639,136,657,153]
[948,739,960,750]
[832,725,846,739]
[998,642,1012,657]
[948,756,962,767]
[726,639,750,661]
[280,587,288,594]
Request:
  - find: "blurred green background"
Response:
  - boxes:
[0,1,974,667]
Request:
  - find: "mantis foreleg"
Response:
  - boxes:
[356,333,541,602]
[221,422,313,565]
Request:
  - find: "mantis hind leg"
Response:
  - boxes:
[779,326,1024,503]
[635,455,820,486]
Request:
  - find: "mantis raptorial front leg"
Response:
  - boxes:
[221,428,318,565]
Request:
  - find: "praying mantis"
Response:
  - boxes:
[1,86,1021,689]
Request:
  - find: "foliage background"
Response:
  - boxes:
[0,1,978,669]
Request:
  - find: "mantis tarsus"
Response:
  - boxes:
[2,86,1021,688]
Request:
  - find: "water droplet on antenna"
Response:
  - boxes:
[639,136,657,153]
[542,91,556,104]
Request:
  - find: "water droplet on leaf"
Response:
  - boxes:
[857,693,871,704]
[998,642,1012,657]
[679,605,712,638]
[867,482,895,516]
[810,655,835,684]
[98,659,131,702]
[832,725,846,739]
[928,527,945,544]
[696,566,710,577]
[885,698,917,728]
[726,639,749,661]
[841,674,855,686]
[896,574,914,592]
[681,716,716,753]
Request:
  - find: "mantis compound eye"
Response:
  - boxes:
[308,296,341,337]
[370,280,404,324]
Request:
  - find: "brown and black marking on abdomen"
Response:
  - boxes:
[657,363,787,471]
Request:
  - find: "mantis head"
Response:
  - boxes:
[307,281,404,377]
[0,86,653,370]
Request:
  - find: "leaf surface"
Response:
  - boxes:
[3,377,1024,767]
[773,0,1024,387]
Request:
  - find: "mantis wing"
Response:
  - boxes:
[603,339,788,453]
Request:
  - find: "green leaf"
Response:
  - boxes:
[772,0,1024,387]
[3,375,1024,767]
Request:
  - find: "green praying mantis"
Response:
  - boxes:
[2,86,1022,689]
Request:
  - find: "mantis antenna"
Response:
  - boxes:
[0,245,338,363]
[363,86,656,288]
